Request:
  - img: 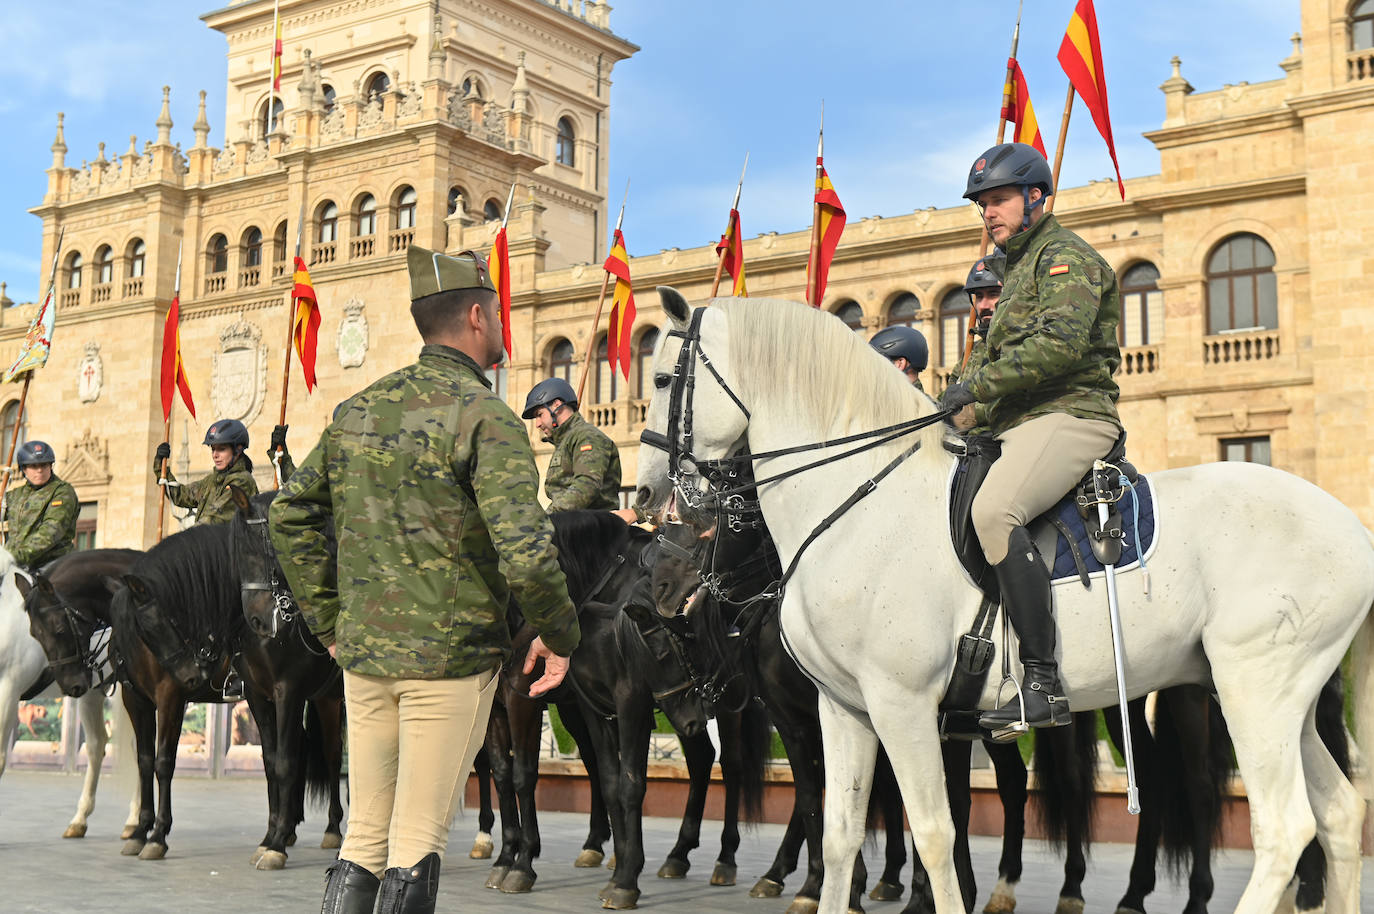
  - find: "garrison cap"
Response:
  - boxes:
[407,246,497,301]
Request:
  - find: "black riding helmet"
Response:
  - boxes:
[869,325,929,372]
[522,377,578,421]
[16,440,55,467]
[203,418,250,448]
[963,142,1054,232]
[963,259,1003,295]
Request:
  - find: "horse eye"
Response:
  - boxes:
[654,374,671,390]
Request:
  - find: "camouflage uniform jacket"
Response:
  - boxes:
[161,455,259,525]
[269,344,581,680]
[544,412,622,512]
[947,338,991,437]
[960,214,1122,437]
[5,475,78,568]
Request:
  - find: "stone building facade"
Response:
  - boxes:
[5,0,1374,549]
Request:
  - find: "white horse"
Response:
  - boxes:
[0,546,135,838]
[635,290,1374,914]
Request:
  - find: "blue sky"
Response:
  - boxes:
[0,1,1299,302]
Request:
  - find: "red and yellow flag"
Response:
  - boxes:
[603,229,636,380]
[159,293,195,421]
[1001,58,1047,159]
[489,226,512,359]
[806,159,846,307]
[1058,0,1124,199]
[291,256,320,392]
[271,12,284,92]
[714,208,748,297]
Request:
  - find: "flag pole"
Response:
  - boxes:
[575,180,628,405]
[1044,81,1075,216]
[274,199,305,487]
[806,104,825,307]
[500,181,516,233]
[710,151,749,299]
[156,241,183,543]
[268,0,281,135]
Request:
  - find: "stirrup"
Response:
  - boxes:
[986,673,1029,744]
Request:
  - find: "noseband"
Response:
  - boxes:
[35,600,119,696]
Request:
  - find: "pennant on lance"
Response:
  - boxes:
[1001,58,1047,159]
[1058,0,1124,198]
[292,257,320,392]
[603,229,636,380]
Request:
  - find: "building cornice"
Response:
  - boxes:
[1143,108,1301,149]
[1130,174,1306,212]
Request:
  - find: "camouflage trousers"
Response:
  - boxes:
[337,666,498,875]
[972,412,1120,565]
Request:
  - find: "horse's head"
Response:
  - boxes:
[112,572,211,691]
[16,572,97,697]
[621,599,709,737]
[230,485,292,638]
[636,286,750,517]
[651,522,708,618]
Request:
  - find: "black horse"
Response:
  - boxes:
[112,522,344,865]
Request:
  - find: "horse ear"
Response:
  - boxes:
[228,484,252,513]
[120,573,152,603]
[13,572,32,601]
[102,575,123,596]
[37,575,57,599]
[622,600,652,626]
[658,286,691,330]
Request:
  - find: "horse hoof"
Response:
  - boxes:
[500,870,537,894]
[786,897,821,914]
[657,857,690,879]
[249,846,267,865]
[750,877,784,898]
[598,881,615,902]
[574,848,605,868]
[1054,898,1085,914]
[62,823,87,839]
[605,855,616,870]
[984,879,1018,914]
[320,832,342,850]
[485,865,511,889]
[119,826,139,841]
[710,863,737,886]
[601,887,640,909]
[870,880,903,902]
[470,833,494,859]
[138,842,168,861]
[256,850,287,871]
[120,838,145,857]
[1112,908,1145,914]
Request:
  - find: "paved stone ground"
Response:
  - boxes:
[2,770,1372,913]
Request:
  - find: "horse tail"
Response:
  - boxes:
[1029,710,1098,851]
[1154,687,1230,877]
[736,699,771,824]
[303,700,330,811]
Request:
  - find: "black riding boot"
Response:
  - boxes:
[320,858,380,914]
[376,852,441,914]
[980,526,1071,737]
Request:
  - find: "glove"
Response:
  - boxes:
[270,425,288,452]
[939,381,976,412]
[153,442,171,474]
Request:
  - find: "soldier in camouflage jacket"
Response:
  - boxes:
[521,376,622,512]
[941,143,1124,736]
[153,418,259,525]
[270,246,580,914]
[5,440,77,570]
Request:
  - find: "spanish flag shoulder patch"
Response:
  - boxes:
[579,444,594,452]
[1048,264,1070,276]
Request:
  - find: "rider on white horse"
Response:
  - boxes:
[938,142,1124,734]
[868,325,929,391]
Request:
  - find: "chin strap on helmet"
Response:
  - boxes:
[1021,185,1047,230]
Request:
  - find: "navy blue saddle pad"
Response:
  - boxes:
[1047,475,1157,584]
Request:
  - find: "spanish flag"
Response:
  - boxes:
[603,229,636,381]
[489,225,512,359]
[1058,0,1124,199]
[715,208,748,297]
[1001,58,1047,160]
[292,256,320,392]
[271,4,284,93]
[806,159,846,307]
[159,293,195,421]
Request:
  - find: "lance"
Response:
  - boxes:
[806,103,824,307]
[495,180,516,360]
[156,241,183,544]
[273,198,306,488]
[574,180,628,405]
[0,227,64,540]
[268,0,282,136]
[1044,83,1076,216]
[961,0,1022,371]
[709,151,749,299]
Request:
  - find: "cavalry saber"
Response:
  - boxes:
[1095,458,1140,815]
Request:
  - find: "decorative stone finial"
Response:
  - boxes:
[126,135,138,157]
[96,142,107,164]
[193,90,210,148]
[1291,32,1302,55]
[52,113,67,167]
[429,12,445,77]
[155,86,173,145]
[511,50,529,111]
[1160,55,1193,95]
[298,49,317,95]
[0,282,11,308]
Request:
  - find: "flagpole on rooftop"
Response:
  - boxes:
[156,241,183,543]
[575,181,628,405]
[710,152,748,299]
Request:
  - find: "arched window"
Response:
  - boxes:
[243,227,263,268]
[94,245,114,285]
[547,338,574,382]
[1206,233,1277,333]
[395,186,417,230]
[317,202,338,243]
[447,186,468,216]
[1352,0,1374,50]
[65,252,83,290]
[321,84,336,114]
[0,400,27,466]
[356,194,377,236]
[1119,262,1162,347]
[635,328,659,399]
[208,234,228,274]
[461,77,485,101]
[594,334,618,404]
[939,288,969,367]
[365,71,391,99]
[127,239,146,278]
[886,292,920,328]
[483,198,502,222]
[272,222,288,264]
[556,117,576,167]
[831,300,863,332]
[259,97,285,137]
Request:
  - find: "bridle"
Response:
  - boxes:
[240,513,327,656]
[126,584,227,687]
[31,597,119,696]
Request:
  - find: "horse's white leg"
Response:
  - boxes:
[64,691,108,838]
[1300,711,1363,914]
[109,686,142,836]
[869,698,963,914]
[0,685,19,780]
[815,690,878,914]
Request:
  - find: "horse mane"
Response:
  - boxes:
[718,297,949,457]
[549,510,633,605]
[127,523,241,647]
